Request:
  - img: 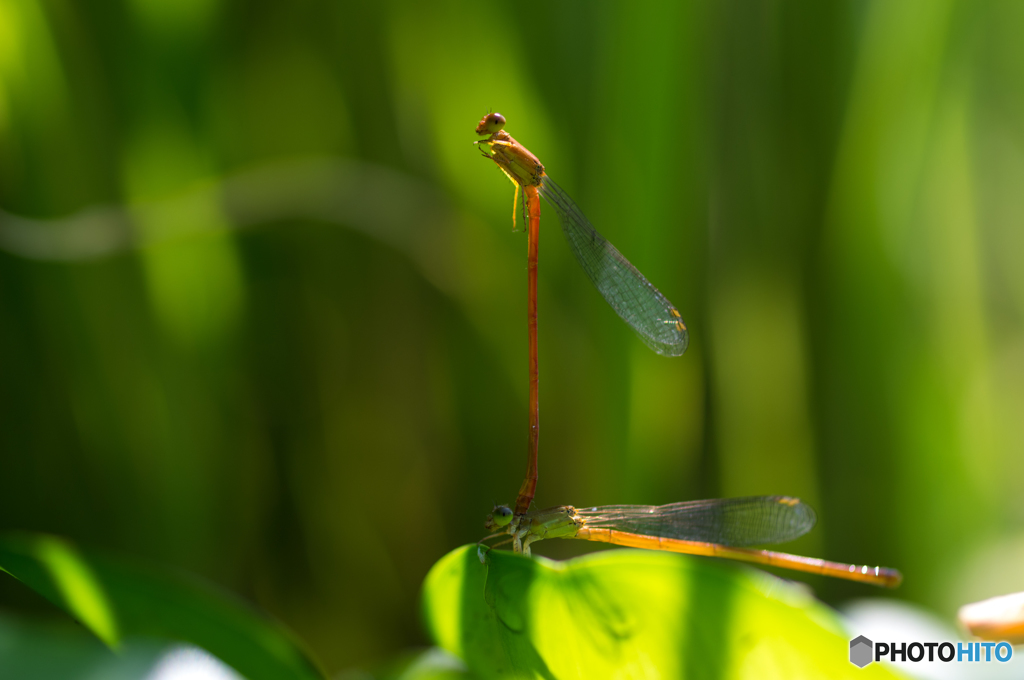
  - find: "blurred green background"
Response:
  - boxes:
[2,0,1024,673]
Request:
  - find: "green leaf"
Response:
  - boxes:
[422,545,903,679]
[0,532,325,680]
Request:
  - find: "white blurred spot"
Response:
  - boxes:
[143,645,243,680]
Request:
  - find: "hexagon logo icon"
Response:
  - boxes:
[850,635,873,668]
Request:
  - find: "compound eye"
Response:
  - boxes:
[476,112,507,135]
[488,505,514,527]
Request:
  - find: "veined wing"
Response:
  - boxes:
[576,496,816,547]
[538,175,688,357]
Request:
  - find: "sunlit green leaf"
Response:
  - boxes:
[423,545,901,679]
[0,532,325,680]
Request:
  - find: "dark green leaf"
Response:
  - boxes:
[0,532,325,680]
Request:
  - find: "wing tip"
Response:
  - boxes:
[644,329,690,357]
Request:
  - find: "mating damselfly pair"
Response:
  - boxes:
[475,112,900,588]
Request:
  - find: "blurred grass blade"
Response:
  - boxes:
[29,535,120,648]
[423,545,902,679]
[0,532,326,680]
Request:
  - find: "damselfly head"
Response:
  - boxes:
[485,504,514,530]
[476,112,506,135]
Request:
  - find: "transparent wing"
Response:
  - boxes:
[576,496,817,547]
[538,175,688,357]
